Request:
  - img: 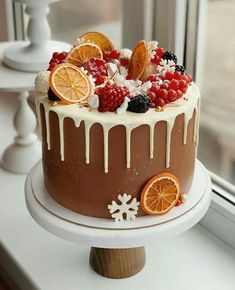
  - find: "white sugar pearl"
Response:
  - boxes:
[180,194,187,203]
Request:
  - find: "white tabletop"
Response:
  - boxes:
[0,42,37,92]
[1,93,235,290]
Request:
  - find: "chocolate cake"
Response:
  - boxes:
[35,32,200,221]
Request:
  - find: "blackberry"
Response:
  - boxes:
[162,51,177,63]
[127,95,152,113]
[175,65,186,75]
[48,88,59,101]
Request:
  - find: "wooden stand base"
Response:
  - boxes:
[89,247,146,279]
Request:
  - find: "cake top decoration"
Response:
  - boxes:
[35,31,192,114]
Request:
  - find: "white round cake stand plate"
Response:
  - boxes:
[3,41,71,72]
[25,159,211,279]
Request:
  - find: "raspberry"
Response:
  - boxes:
[170,79,179,90]
[52,52,60,59]
[147,75,159,82]
[158,89,168,99]
[165,71,175,80]
[187,74,193,83]
[176,89,183,99]
[103,49,120,60]
[110,49,120,59]
[148,91,157,102]
[96,83,129,112]
[179,80,187,90]
[155,47,165,57]
[149,85,160,94]
[95,75,105,85]
[48,88,59,101]
[155,97,165,107]
[127,95,152,113]
[167,89,177,102]
[83,58,108,85]
[175,65,185,75]
[160,82,169,90]
[151,55,161,65]
[173,71,182,79]
[175,199,182,206]
[120,57,129,67]
[162,51,177,63]
[58,51,68,60]
[48,63,57,71]
[48,51,68,71]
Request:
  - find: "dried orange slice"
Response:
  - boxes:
[65,43,102,66]
[141,173,180,215]
[128,40,148,80]
[49,63,92,104]
[80,31,115,51]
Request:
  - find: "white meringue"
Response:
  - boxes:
[35,71,50,94]
[117,97,130,114]
[88,94,99,109]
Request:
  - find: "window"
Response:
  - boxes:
[195,0,235,191]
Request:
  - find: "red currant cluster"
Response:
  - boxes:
[147,71,193,107]
[47,51,68,71]
[83,58,108,85]
[151,48,165,65]
[102,49,120,61]
[96,83,130,112]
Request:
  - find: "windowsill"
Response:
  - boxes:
[0,93,235,290]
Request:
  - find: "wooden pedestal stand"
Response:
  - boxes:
[25,160,211,279]
[90,247,146,278]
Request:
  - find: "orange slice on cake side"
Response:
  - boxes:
[49,63,93,104]
[65,43,103,67]
[128,40,148,80]
[141,173,180,215]
[80,31,115,51]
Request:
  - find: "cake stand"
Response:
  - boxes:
[25,160,211,279]
[0,42,41,174]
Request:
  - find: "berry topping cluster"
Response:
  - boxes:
[96,83,130,112]
[147,71,192,107]
[48,51,68,71]
[43,31,193,114]
[83,58,108,85]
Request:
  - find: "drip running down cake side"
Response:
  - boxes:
[35,31,200,221]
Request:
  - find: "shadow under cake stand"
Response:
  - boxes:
[25,160,211,279]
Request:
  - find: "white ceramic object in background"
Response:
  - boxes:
[25,160,212,248]
[1,91,41,174]
[3,0,71,72]
[0,42,41,174]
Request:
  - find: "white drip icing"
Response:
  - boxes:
[183,107,195,145]
[102,125,112,173]
[149,123,155,159]
[35,83,200,172]
[196,97,201,146]
[126,126,133,168]
[58,117,65,161]
[84,121,93,164]
[166,119,174,168]
[35,100,42,140]
[44,107,51,150]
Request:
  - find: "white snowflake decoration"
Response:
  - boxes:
[157,59,176,74]
[108,193,140,222]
